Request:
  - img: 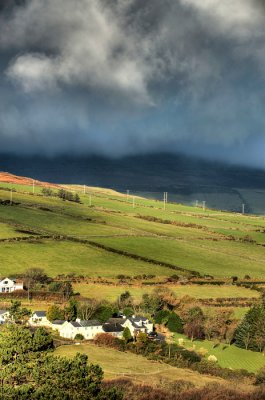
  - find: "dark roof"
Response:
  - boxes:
[52,320,66,325]
[102,323,124,333]
[69,320,102,328]
[34,311,46,317]
[130,316,148,322]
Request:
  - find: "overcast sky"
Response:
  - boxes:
[1,0,265,168]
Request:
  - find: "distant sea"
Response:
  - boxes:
[1,153,265,215]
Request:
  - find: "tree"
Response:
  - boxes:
[235,303,265,351]
[23,267,51,286]
[42,187,54,196]
[123,327,132,343]
[183,307,204,341]
[32,327,53,352]
[65,298,78,321]
[235,320,252,350]
[0,325,122,399]
[8,300,31,322]
[93,304,118,323]
[46,305,64,322]
[78,299,100,320]
[137,332,148,343]
[123,307,134,317]
[167,313,183,333]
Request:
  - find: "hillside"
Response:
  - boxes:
[0,172,264,280]
[1,153,265,214]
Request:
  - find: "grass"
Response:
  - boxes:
[94,236,265,278]
[73,283,259,302]
[173,333,265,373]
[54,342,226,388]
[0,239,174,278]
[0,181,265,279]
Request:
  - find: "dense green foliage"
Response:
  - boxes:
[0,325,122,399]
[235,301,265,351]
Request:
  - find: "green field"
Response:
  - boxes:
[54,343,225,388]
[73,283,259,302]
[173,334,265,373]
[0,181,265,280]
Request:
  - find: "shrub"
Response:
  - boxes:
[75,333,84,341]
[167,313,184,333]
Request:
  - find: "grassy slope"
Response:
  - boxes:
[73,283,259,302]
[0,182,264,279]
[54,343,226,388]
[174,334,265,373]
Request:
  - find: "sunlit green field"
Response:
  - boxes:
[54,342,225,387]
[73,283,259,302]
[173,333,265,373]
[0,181,265,279]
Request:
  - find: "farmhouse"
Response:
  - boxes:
[0,277,24,293]
[122,316,153,336]
[0,310,10,324]
[29,311,50,327]
[51,320,67,333]
[60,319,103,340]
[102,322,124,338]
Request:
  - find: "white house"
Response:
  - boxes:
[51,320,67,333]
[102,322,124,338]
[60,319,103,340]
[0,278,24,293]
[122,316,153,336]
[29,311,50,327]
[0,310,10,324]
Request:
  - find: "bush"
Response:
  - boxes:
[94,333,124,351]
[167,313,184,333]
[75,333,84,341]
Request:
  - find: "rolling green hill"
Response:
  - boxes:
[0,175,265,280]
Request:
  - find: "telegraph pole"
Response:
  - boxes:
[126,190,130,202]
[203,201,206,211]
[32,179,35,195]
[195,200,198,207]
[10,189,12,205]
[89,194,92,206]
[163,192,167,210]
[242,203,245,215]
[83,185,86,194]
[132,196,135,209]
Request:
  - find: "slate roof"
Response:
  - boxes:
[102,323,124,333]
[34,311,46,317]
[69,320,101,328]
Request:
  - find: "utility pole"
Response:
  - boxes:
[10,189,12,205]
[132,196,135,209]
[89,194,92,206]
[126,190,130,202]
[83,185,86,194]
[195,200,198,207]
[242,203,245,215]
[203,201,206,211]
[32,179,35,195]
[163,192,166,210]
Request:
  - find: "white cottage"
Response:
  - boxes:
[0,278,24,293]
[60,319,103,340]
[29,311,50,327]
[122,316,153,336]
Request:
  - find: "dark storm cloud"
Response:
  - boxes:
[1,0,265,166]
